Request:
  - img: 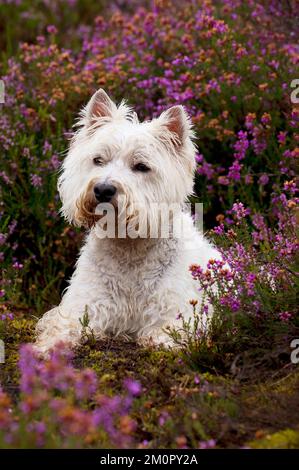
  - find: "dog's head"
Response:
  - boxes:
[58,89,196,237]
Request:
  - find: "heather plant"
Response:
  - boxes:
[0,0,146,54]
[168,197,298,373]
[0,0,298,313]
[0,344,140,448]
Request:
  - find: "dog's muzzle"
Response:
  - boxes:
[93,183,117,203]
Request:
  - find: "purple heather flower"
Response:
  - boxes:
[228,161,242,181]
[12,261,23,270]
[194,375,200,385]
[195,153,204,164]
[233,131,249,161]
[199,439,217,449]
[258,174,269,185]
[232,202,248,220]
[30,174,42,188]
[46,25,58,35]
[0,234,7,246]
[123,378,142,396]
[213,224,224,235]
[279,312,292,322]
[158,411,170,426]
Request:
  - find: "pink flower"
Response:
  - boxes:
[232,202,248,220]
[30,174,42,188]
[258,174,269,185]
[46,25,58,35]
[279,312,292,322]
[123,378,142,396]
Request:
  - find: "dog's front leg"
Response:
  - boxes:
[35,306,83,356]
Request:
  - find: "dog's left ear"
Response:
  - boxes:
[84,89,117,128]
[156,105,192,148]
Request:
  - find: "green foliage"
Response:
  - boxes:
[79,307,96,347]
[248,429,299,449]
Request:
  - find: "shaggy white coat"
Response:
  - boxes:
[35,89,220,354]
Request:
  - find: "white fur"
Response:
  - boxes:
[35,89,221,354]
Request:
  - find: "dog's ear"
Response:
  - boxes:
[156,105,192,148]
[84,89,117,128]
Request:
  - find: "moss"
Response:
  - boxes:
[0,317,36,393]
[3,317,36,344]
[2,319,299,448]
[248,429,299,449]
[68,339,299,448]
[270,373,299,395]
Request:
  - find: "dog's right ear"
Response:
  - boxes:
[83,89,117,129]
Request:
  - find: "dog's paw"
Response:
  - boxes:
[33,337,74,358]
[138,331,175,349]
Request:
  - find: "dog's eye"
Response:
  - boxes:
[93,156,104,166]
[133,162,151,173]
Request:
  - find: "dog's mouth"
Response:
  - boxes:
[75,195,98,228]
[75,189,151,237]
[76,191,121,229]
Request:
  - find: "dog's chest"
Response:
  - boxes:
[93,239,178,315]
[101,250,172,298]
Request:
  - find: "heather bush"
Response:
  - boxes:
[168,198,298,373]
[0,0,298,313]
[0,344,140,448]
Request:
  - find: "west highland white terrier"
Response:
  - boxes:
[35,89,221,354]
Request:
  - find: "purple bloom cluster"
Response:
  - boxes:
[0,345,140,448]
[190,188,297,322]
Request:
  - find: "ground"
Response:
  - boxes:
[1,316,298,449]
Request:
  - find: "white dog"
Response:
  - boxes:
[35,89,220,354]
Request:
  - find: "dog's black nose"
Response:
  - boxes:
[94,183,117,203]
